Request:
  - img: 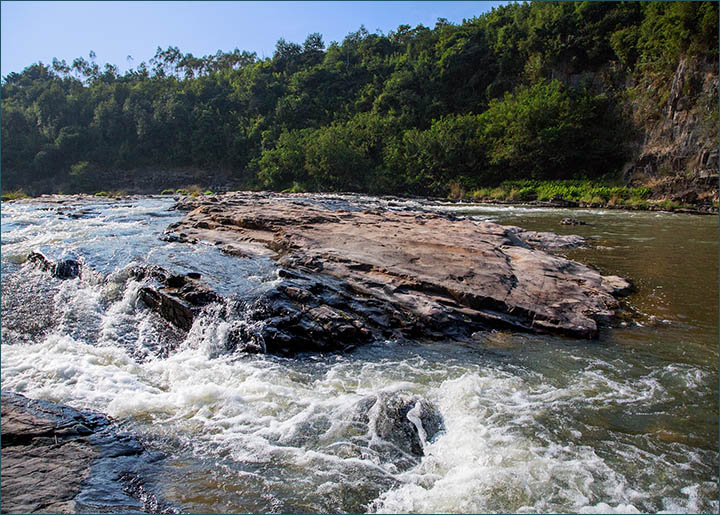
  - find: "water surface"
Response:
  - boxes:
[1,196,717,513]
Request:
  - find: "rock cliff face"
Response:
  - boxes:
[627,55,718,201]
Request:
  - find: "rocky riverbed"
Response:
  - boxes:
[2,194,715,514]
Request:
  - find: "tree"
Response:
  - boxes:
[481,80,627,181]
[304,124,371,191]
[258,129,311,189]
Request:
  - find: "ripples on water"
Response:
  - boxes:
[1,196,717,513]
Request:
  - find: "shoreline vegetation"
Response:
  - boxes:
[448,178,719,214]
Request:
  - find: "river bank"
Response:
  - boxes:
[448,176,719,215]
[3,172,718,216]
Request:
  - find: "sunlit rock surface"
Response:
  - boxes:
[165,193,630,341]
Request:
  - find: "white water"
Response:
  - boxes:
[1,196,717,513]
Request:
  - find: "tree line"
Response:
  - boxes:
[2,1,717,195]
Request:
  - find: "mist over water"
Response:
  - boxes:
[1,196,717,513]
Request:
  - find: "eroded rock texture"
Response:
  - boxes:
[164,193,630,340]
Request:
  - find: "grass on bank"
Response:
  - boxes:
[169,185,214,197]
[466,180,654,206]
[1,189,29,201]
[94,190,128,198]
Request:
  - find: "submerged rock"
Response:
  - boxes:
[349,392,444,470]
[0,392,174,514]
[27,251,81,280]
[561,217,587,226]
[165,193,631,340]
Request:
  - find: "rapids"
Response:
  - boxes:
[1,195,717,513]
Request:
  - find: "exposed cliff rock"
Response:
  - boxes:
[627,55,718,195]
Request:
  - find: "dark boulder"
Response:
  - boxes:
[561,217,587,226]
[213,267,436,356]
[128,263,428,356]
[350,392,444,469]
[27,251,81,280]
[129,266,221,332]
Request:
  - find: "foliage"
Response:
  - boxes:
[471,180,653,205]
[69,161,98,192]
[480,80,628,182]
[385,113,488,194]
[1,189,29,201]
[1,2,716,195]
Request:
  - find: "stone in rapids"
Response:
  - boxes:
[165,193,631,340]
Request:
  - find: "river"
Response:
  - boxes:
[1,195,717,513]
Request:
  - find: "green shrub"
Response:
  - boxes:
[481,81,628,182]
[507,186,536,201]
[173,185,204,198]
[469,180,658,207]
[1,189,29,201]
[490,187,508,201]
[471,188,493,199]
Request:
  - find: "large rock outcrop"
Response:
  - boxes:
[163,193,630,341]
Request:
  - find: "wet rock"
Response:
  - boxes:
[505,226,586,249]
[1,392,174,514]
[351,392,443,468]
[218,271,413,355]
[601,275,633,297]
[127,262,430,356]
[130,266,221,332]
[66,208,99,219]
[546,197,579,208]
[27,251,81,280]
[165,193,630,339]
[561,217,587,226]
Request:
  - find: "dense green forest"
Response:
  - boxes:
[2,1,717,196]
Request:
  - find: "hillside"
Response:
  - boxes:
[2,2,717,198]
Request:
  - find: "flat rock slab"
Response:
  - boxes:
[167,193,630,339]
[1,392,174,514]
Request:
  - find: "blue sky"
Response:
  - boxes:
[1,1,507,77]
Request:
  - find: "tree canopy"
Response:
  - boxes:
[2,2,717,195]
